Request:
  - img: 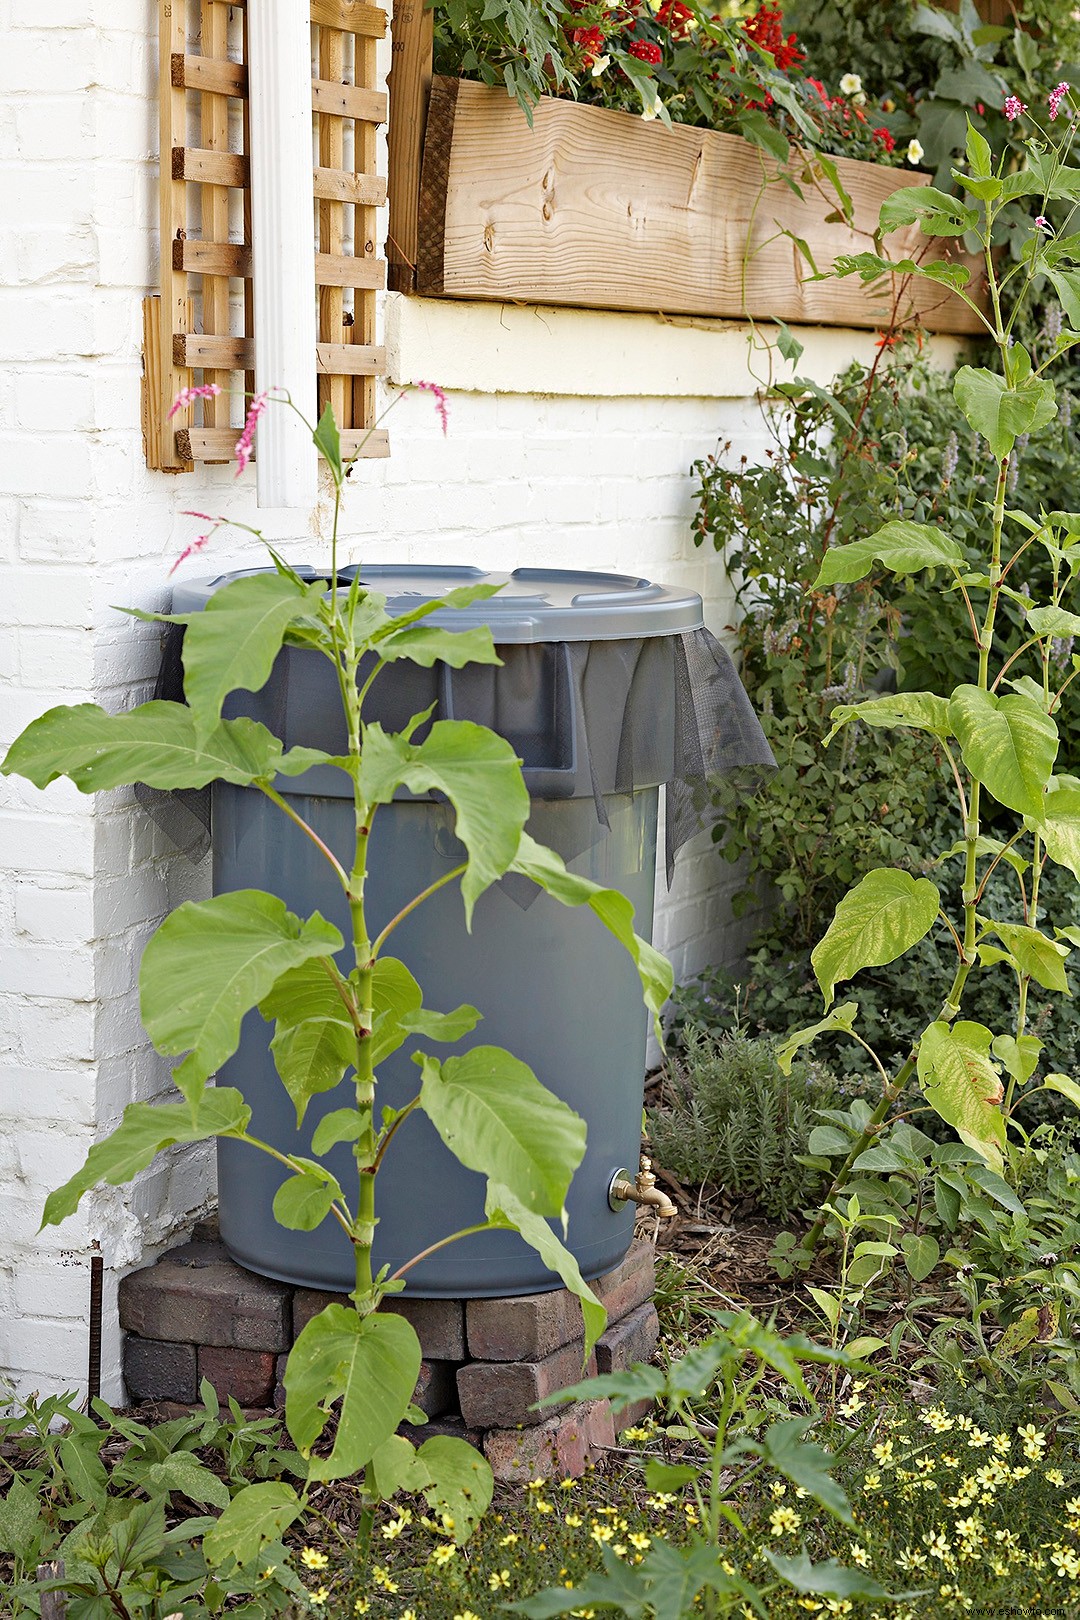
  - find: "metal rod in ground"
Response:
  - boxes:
[87,1243,103,1408]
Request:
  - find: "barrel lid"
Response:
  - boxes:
[171,564,704,642]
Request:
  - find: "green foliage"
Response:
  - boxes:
[646,1028,854,1220]
[0,392,673,1571]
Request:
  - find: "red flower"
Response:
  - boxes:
[806,77,832,108]
[743,5,804,71]
[573,25,607,66]
[628,38,662,64]
[873,126,896,153]
[657,0,693,38]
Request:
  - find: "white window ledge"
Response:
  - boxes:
[385,292,967,400]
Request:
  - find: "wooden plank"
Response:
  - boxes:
[314,167,387,206]
[158,0,192,468]
[417,78,984,337]
[200,0,233,429]
[316,342,385,374]
[311,77,386,122]
[174,239,253,275]
[143,296,187,473]
[318,24,349,426]
[177,426,390,459]
[175,334,386,372]
[172,146,249,187]
[171,51,247,96]
[316,251,386,288]
[353,22,380,429]
[310,0,386,38]
[387,0,433,292]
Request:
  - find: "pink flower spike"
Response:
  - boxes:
[1050,81,1071,120]
[168,383,222,420]
[1004,95,1028,121]
[1035,214,1052,232]
[234,390,271,477]
[416,379,449,436]
[168,526,218,577]
[179,510,219,523]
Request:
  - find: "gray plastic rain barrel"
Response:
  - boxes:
[172,565,705,1296]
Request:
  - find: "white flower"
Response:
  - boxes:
[906,138,925,165]
[852,90,867,106]
[839,73,863,96]
[591,53,611,77]
[641,91,663,121]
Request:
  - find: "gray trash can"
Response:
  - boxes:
[168,565,772,1295]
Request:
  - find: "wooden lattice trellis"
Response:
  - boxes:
[144,0,389,471]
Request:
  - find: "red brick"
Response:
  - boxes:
[119,1251,291,1352]
[292,1290,467,1361]
[466,1287,581,1362]
[595,1303,659,1376]
[592,1240,655,1324]
[613,1396,655,1433]
[457,1342,595,1431]
[123,1337,197,1404]
[199,1346,277,1407]
[483,1399,613,1482]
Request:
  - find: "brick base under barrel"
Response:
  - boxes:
[118,1224,659,1482]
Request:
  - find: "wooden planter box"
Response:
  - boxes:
[405,75,982,336]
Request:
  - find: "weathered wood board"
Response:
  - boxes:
[417,77,983,336]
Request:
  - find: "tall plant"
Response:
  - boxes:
[780,94,1080,1249]
[0,393,672,1574]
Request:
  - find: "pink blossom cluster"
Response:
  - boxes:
[1003,94,1028,121]
[167,383,221,420]
[416,379,449,436]
[169,511,225,577]
[1050,80,1071,120]
[234,390,271,477]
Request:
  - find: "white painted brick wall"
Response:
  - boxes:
[0,0,947,1399]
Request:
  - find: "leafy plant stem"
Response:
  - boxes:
[256,782,350,891]
[801,1056,914,1253]
[388,1223,496,1282]
[370,1096,421,1173]
[370,864,469,958]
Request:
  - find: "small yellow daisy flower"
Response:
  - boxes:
[300,1548,329,1571]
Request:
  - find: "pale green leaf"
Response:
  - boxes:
[917,1021,1006,1171]
[878,183,978,235]
[776,1003,859,1073]
[824,691,951,745]
[272,1161,344,1231]
[982,921,1070,993]
[313,403,343,480]
[178,573,326,741]
[285,1305,421,1481]
[310,1107,364,1155]
[358,720,529,925]
[399,1004,482,1043]
[271,1015,355,1125]
[370,957,424,1067]
[509,832,673,1042]
[949,685,1058,819]
[417,1435,494,1543]
[0,702,284,793]
[42,1088,250,1228]
[813,521,964,589]
[991,1033,1042,1086]
[141,1454,231,1509]
[901,1233,940,1282]
[419,1046,585,1217]
[202,1481,302,1570]
[766,1552,893,1600]
[376,624,502,669]
[1045,1072,1080,1110]
[141,891,343,1098]
[760,1418,852,1525]
[1026,605,1080,638]
[953,365,1057,460]
[812,870,940,1007]
[369,1435,430,1499]
[485,1182,606,1358]
[1032,784,1080,880]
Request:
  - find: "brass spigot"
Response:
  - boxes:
[608,1155,677,1219]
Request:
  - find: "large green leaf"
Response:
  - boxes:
[760,1417,853,1526]
[982,921,1071,993]
[416,1436,494,1544]
[376,624,502,669]
[0,702,284,792]
[419,1047,585,1217]
[270,1017,355,1125]
[953,365,1057,460]
[201,1481,302,1570]
[272,1159,345,1230]
[949,685,1058,819]
[284,1304,421,1481]
[42,1088,250,1228]
[813,521,965,589]
[917,1020,1006,1171]
[370,957,423,1066]
[1026,605,1080,639]
[509,833,674,1041]
[766,1552,893,1600]
[1032,783,1080,881]
[812,870,940,1007]
[776,1003,859,1073]
[878,184,979,235]
[824,691,951,746]
[141,891,343,1099]
[358,720,529,925]
[485,1182,606,1358]
[177,573,325,740]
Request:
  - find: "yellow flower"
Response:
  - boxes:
[622,1426,650,1442]
[871,1439,894,1466]
[769,1506,802,1536]
[534,1498,554,1514]
[372,1568,399,1594]
[489,1570,512,1591]
[300,1548,329,1571]
[1051,1546,1080,1579]
[770,1480,787,1499]
[922,1408,953,1434]
[1045,1467,1065,1486]
[353,1602,368,1617]
[629,1533,651,1550]
[500,1532,519,1546]
[453,1612,485,1620]
[863,1472,881,1492]
[310,1588,330,1608]
[382,1512,411,1540]
[591,1524,615,1545]
[849,1544,869,1568]
[565,1511,583,1527]
[684,1503,699,1524]
[560,1477,576,1489]
[431,1543,457,1566]
[528,1478,546,1492]
[1019,1423,1047,1460]
[259,1566,277,1580]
